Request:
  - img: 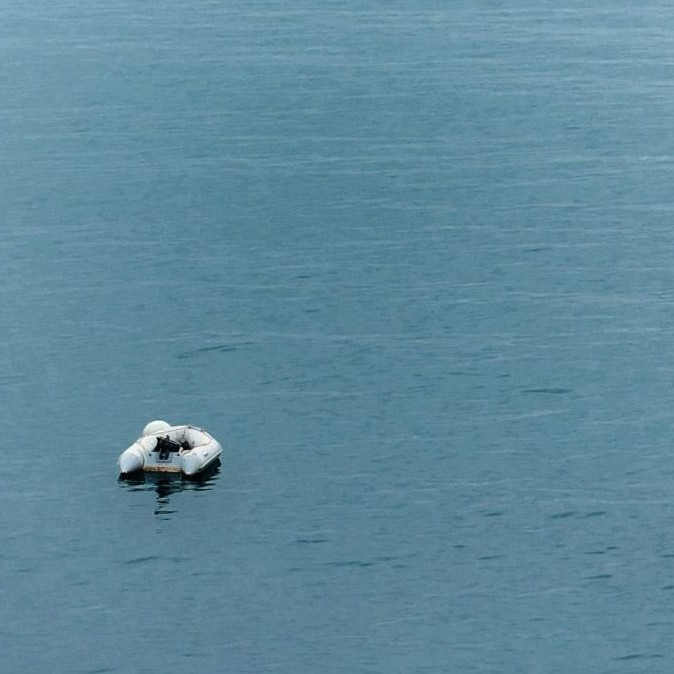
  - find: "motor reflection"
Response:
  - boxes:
[118,460,221,517]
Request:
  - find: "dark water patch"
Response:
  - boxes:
[483,511,503,517]
[293,537,329,545]
[613,653,664,661]
[179,652,204,660]
[478,555,504,561]
[123,555,160,566]
[189,570,220,579]
[522,246,552,253]
[584,510,607,518]
[120,485,147,493]
[550,511,577,520]
[586,574,613,580]
[662,585,674,590]
[326,560,375,568]
[176,343,252,359]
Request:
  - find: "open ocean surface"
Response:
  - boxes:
[4,2,674,672]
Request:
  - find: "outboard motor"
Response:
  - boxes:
[154,435,182,461]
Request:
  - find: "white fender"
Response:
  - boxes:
[118,444,145,473]
[143,420,171,435]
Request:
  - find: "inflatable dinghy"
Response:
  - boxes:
[118,420,223,476]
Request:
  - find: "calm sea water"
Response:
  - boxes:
[4,2,674,672]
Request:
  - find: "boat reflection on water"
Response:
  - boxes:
[118,460,221,517]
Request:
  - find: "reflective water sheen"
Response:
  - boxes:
[4,1,674,672]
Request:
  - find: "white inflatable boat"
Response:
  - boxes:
[118,420,223,476]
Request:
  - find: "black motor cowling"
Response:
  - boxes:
[154,435,182,460]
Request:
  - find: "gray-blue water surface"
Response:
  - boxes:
[4,2,674,672]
